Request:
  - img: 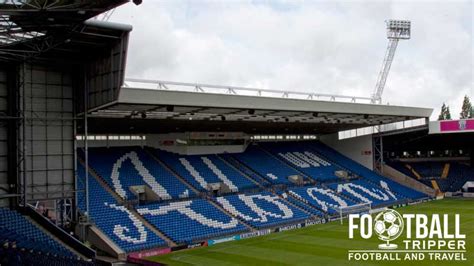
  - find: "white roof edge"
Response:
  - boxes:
[117,87,433,118]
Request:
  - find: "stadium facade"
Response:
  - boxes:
[0,1,472,265]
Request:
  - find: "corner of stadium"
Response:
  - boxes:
[0,1,472,265]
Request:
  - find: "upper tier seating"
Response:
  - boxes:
[136,199,246,244]
[216,192,310,228]
[85,147,193,200]
[77,164,166,252]
[230,144,299,185]
[288,185,359,215]
[153,149,256,192]
[260,142,341,182]
[0,208,75,259]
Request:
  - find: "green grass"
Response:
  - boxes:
[147,198,474,265]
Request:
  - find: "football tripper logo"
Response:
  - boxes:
[373,209,404,249]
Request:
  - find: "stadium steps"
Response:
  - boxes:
[431,180,441,193]
[277,191,323,218]
[78,158,124,204]
[256,144,316,184]
[216,154,265,189]
[24,216,86,260]
[406,164,422,180]
[145,148,202,195]
[286,192,327,214]
[441,163,450,179]
[222,155,272,186]
[206,197,258,232]
[86,225,126,260]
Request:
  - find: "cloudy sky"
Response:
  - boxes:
[110,0,473,120]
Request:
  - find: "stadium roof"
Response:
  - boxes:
[83,87,433,134]
[0,0,130,62]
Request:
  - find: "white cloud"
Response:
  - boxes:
[111,0,473,120]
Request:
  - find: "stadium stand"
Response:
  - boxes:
[77,164,167,252]
[0,208,91,265]
[136,199,247,244]
[388,160,474,192]
[71,140,433,255]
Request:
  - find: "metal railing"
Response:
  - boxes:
[124,78,374,103]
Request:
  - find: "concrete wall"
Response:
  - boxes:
[319,133,373,170]
[382,164,436,197]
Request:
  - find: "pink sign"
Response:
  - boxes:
[128,247,171,259]
[440,119,474,132]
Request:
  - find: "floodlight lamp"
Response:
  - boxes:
[386,19,411,40]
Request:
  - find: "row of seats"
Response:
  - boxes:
[327,179,401,206]
[77,164,166,252]
[229,144,299,185]
[74,141,432,253]
[153,149,256,192]
[0,245,92,266]
[389,160,474,192]
[0,208,75,259]
[215,192,310,228]
[307,141,427,200]
[260,142,341,182]
[287,185,358,215]
[85,147,193,200]
[136,199,246,244]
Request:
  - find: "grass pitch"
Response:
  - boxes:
[147,198,474,265]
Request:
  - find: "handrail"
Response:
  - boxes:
[124,78,374,103]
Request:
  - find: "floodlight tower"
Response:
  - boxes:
[371,20,411,104]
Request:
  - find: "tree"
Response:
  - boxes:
[438,103,447,120]
[460,95,473,119]
[445,106,452,120]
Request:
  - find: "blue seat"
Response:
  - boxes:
[77,164,166,252]
[84,147,194,200]
[136,199,246,244]
[216,191,310,228]
[152,149,257,192]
